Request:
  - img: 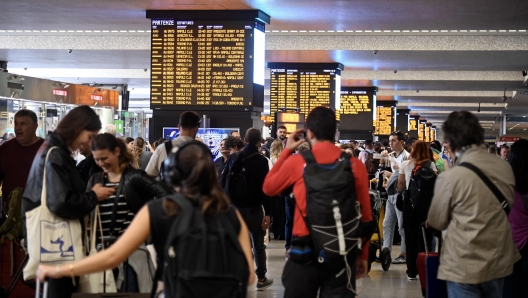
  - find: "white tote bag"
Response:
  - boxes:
[79,206,117,293]
[23,147,85,280]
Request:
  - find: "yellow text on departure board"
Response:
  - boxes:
[374,107,393,135]
[409,119,417,131]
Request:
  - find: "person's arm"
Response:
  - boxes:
[145,145,163,177]
[357,151,366,164]
[235,210,256,285]
[351,159,372,279]
[45,152,102,219]
[36,205,151,281]
[427,174,452,231]
[397,173,406,192]
[220,155,232,188]
[262,148,298,197]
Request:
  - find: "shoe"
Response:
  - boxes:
[407,276,417,280]
[257,277,274,291]
[393,255,407,264]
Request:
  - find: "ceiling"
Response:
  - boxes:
[1,0,528,138]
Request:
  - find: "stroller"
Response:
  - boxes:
[367,189,392,272]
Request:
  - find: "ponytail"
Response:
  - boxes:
[133,137,145,169]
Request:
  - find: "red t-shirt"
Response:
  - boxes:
[263,142,373,260]
[0,138,44,201]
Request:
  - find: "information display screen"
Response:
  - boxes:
[425,125,431,142]
[338,87,375,131]
[149,18,265,109]
[419,120,427,141]
[268,63,343,122]
[275,112,305,135]
[431,127,436,141]
[374,106,395,136]
[409,118,418,131]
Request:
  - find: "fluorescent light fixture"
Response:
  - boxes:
[415,110,501,115]
[399,102,505,108]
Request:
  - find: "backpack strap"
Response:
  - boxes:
[459,162,510,215]
[300,151,317,165]
[520,193,528,214]
[165,140,173,156]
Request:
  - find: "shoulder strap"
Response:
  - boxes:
[165,141,173,156]
[300,150,316,164]
[520,194,528,214]
[459,162,510,215]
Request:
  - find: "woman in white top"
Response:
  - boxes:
[396,140,438,280]
[270,140,283,166]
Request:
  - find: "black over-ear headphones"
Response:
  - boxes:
[163,140,214,187]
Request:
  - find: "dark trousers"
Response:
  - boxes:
[282,257,357,298]
[238,205,267,279]
[403,201,432,278]
[47,276,78,298]
[503,245,528,298]
[285,196,295,249]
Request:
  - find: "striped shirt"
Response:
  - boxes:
[98,181,135,242]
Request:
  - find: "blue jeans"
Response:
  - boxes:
[382,194,406,253]
[447,278,504,298]
[238,205,267,279]
[285,196,295,249]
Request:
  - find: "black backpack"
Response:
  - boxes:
[300,151,363,275]
[162,194,249,298]
[408,160,437,213]
[226,151,261,207]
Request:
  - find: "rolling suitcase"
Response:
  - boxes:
[417,224,447,298]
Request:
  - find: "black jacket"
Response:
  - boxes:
[221,144,271,215]
[86,167,173,214]
[23,133,98,220]
[77,154,103,186]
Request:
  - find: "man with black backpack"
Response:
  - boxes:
[220,128,274,291]
[145,111,200,178]
[263,107,374,297]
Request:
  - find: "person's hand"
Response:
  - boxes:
[381,150,389,157]
[382,170,393,178]
[356,259,368,279]
[285,129,306,152]
[261,216,271,231]
[393,163,400,171]
[425,219,430,229]
[36,264,62,282]
[92,183,116,202]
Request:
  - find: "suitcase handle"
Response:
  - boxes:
[35,279,49,298]
[421,222,429,257]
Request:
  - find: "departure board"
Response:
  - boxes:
[374,106,395,136]
[425,125,431,142]
[146,10,269,110]
[338,87,376,131]
[419,120,427,141]
[431,127,436,141]
[409,119,418,131]
[275,112,305,135]
[268,63,343,122]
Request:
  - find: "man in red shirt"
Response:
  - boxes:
[263,107,372,297]
[0,110,44,213]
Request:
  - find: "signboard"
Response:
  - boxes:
[418,120,427,141]
[268,62,343,122]
[374,103,396,136]
[114,120,124,134]
[275,112,305,135]
[162,127,238,160]
[339,87,376,131]
[425,124,431,143]
[147,10,269,110]
[500,136,521,142]
[53,90,68,96]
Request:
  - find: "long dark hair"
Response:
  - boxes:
[90,133,134,172]
[163,142,230,216]
[133,137,145,169]
[55,105,101,147]
[509,139,528,194]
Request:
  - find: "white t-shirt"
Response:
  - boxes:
[400,159,438,188]
[145,136,194,177]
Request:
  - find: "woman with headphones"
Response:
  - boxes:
[35,141,255,296]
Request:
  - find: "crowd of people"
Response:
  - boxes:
[0,105,526,298]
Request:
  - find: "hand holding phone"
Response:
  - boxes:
[286,129,306,151]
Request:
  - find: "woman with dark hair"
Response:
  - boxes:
[87,133,172,292]
[503,139,528,298]
[132,137,152,171]
[397,140,437,280]
[22,105,116,298]
[36,141,254,296]
[125,137,134,152]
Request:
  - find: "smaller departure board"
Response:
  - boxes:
[275,112,305,135]
[339,87,376,131]
[409,115,419,131]
[425,125,431,143]
[419,120,427,141]
[431,126,436,141]
[268,63,343,122]
[374,105,395,136]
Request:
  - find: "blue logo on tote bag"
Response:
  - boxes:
[39,220,76,262]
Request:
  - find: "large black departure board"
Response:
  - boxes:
[146,10,269,110]
[267,63,343,122]
[339,87,376,131]
[374,102,396,136]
